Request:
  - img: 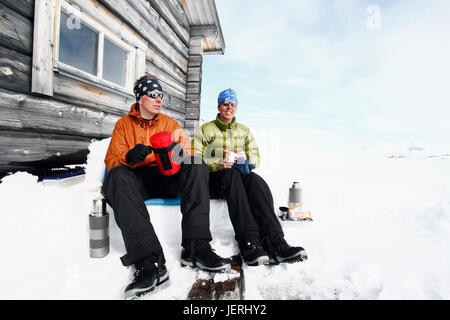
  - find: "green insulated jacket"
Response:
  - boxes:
[193,114,260,172]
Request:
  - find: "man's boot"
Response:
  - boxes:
[124,252,169,300]
[262,237,307,265]
[180,239,230,272]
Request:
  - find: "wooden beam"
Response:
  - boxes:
[188,55,203,68]
[187,66,202,82]
[187,82,201,95]
[31,0,56,96]
[189,36,203,56]
[190,25,217,38]
[185,93,200,105]
[185,107,200,120]
[184,120,199,129]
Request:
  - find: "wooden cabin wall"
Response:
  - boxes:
[0,0,205,173]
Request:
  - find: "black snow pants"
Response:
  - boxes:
[101,157,211,267]
[209,169,284,245]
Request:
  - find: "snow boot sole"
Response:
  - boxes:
[243,255,270,266]
[124,272,170,300]
[269,250,308,265]
[180,259,231,273]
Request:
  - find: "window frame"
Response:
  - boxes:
[31,0,147,98]
[55,1,136,94]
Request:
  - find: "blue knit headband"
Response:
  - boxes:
[217,88,238,106]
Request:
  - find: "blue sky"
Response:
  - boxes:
[200,0,450,148]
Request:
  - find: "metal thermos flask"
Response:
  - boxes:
[288,182,302,209]
[89,198,110,258]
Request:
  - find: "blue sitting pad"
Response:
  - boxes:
[104,167,181,206]
[145,198,181,206]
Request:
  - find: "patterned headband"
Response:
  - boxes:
[133,79,163,101]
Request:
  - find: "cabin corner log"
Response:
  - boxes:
[184,32,203,130]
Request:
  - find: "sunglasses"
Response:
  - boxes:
[147,92,164,99]
[221,101,237,107]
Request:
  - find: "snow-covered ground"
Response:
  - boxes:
[1,132,449,300]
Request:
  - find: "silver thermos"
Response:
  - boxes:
[89,198,110,258]
[288,181,302,209]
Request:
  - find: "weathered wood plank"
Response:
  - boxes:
[145,45,187,84]
[145,60,186,97]
[187,82,201,95]
[184,120,199,128]
[189,36,203,55]
[0,45,31,93]
[185,107,200,120]
[147,0,190,45]
[187,66,202,82]
[97,0,188,73]
[142,71,185,105]
[0,88,119,138]
[1,0,34,19]
[53,73,186,121]
[188,55,203,68]
[190,25,216,38]
[127,0,188,55]
[168,95,185,112]
[31,0,56,96]
[0,129,91,170]
[0,2,33,55]
[53,73,135,112]
[166,0,190,29]
[186,93,200,105]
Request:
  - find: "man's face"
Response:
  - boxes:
[218,99,237,122]
[138,90,163,118]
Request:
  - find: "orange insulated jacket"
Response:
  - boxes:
[104,104,193,171]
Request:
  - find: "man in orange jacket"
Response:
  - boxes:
[102,75,229,300]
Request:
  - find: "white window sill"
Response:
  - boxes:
[54,61,134,97]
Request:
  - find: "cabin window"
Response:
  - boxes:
[102,38,128,87]
[59,11,99,76]
[54,3,142,93]
[31,0,147,97]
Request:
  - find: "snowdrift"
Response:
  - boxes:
[1,135,449,299]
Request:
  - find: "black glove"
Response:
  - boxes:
[126,144,152,165]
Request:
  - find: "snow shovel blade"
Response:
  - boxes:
[187,255,244,300]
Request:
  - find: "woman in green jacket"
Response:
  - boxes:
[194,88,307,266]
